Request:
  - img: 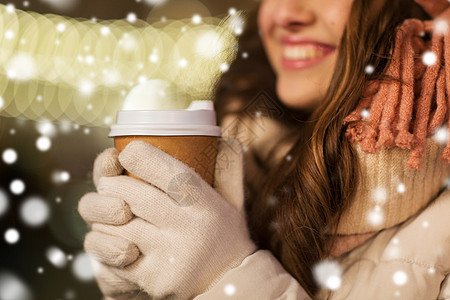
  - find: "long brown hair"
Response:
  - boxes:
[213,0,431,297]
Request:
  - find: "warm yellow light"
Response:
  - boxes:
[0,4,242,127]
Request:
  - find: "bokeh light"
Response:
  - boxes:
[72,252,97,281]
[312,259,343,291]
[0,271,32,300]
[2,148,18,164]
[0,4,241,126]
[46,246,68,268]
[36,136,52,151]
[0,189,9,217]
[10,179,25,195]
[4,228,20,244]
[392,271,408,286]
[19,196,50,227]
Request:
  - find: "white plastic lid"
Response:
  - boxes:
[109,100,222,137]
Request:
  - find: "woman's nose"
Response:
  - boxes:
[272,0,315,31]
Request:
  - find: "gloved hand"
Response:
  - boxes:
[78,137,258,300]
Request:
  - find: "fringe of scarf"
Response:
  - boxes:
[344,14,450,169]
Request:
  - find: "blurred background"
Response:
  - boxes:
[0,0,258,299]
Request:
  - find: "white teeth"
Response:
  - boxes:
[283,46,326,60]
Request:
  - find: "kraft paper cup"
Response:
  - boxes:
[109,101,222,186]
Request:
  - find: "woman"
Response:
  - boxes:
[78,0,450,298]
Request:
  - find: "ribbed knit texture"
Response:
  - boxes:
[336,138,450,234]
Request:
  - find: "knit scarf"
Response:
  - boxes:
[344,0,450,169]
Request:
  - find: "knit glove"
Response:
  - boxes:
[78,138,258,300]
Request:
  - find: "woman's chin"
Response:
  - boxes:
[276,83,321,111]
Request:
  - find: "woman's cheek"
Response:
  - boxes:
[257,0,274,37]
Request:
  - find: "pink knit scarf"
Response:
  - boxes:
[344,0,450,169]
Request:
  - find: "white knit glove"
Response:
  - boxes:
[78,138,257,300]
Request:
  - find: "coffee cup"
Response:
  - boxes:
[109,100,222,186]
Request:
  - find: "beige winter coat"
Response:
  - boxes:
[194,115,450,300]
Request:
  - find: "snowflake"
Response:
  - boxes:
[46,246,67,268]
[20,197,50,227]
[312,260,343,290]
[6,53,37,81]
[367,205,385,226]
[10,179,25,195]
[365,64,374,74]
[422,51,437,66]
[4,228,20,244]
[127,12,137,23]
[396,183,406,194]
[220,63,229,72]
[2,149,17,164]
[192,14,202,25]
[224,284,236,295]
[36,136,51,151]
[392,271,408,286]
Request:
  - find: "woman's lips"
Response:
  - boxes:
[279,38,336,70]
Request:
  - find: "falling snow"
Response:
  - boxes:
[6,53,37,81]
[52,170,71,184]
[392,271,408,286]
[149,53,159,63]
[422,51,437,66]
[195,31,223,58]
[361,109,370,118]
[367,205,385,226]
[0,189,9,217]
[143,0,167,5]
[36,121,57,137]
[5,3,15,13]
[397,183,406,194]
[433,18,449,35]
[85,55,95,64]
[127,12,137,23]
[433,126,448,144]
[20,197,50,227]
[178,58,188,68]
[4,228,20,244]
[36,136,52,151]
[220,63,229,72]
[224,284,236,295]
[0,272,32,300]
[72,253,97,281]
[46,246,68,268]
[56,22,67,33]
[10,179,25,195]
[267,195,278,207]
[78,79,95,95]
[365,64,375,74]
[228,14,245,36]
[192,14,202,24]
[5,29,15,40]
[2,148,18,164]
[372,187,388,204]
[228,7,237,15]
[313,260,343,291]
[41,0,77,10]
[119,34,137,52]
[100,26,110,35]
